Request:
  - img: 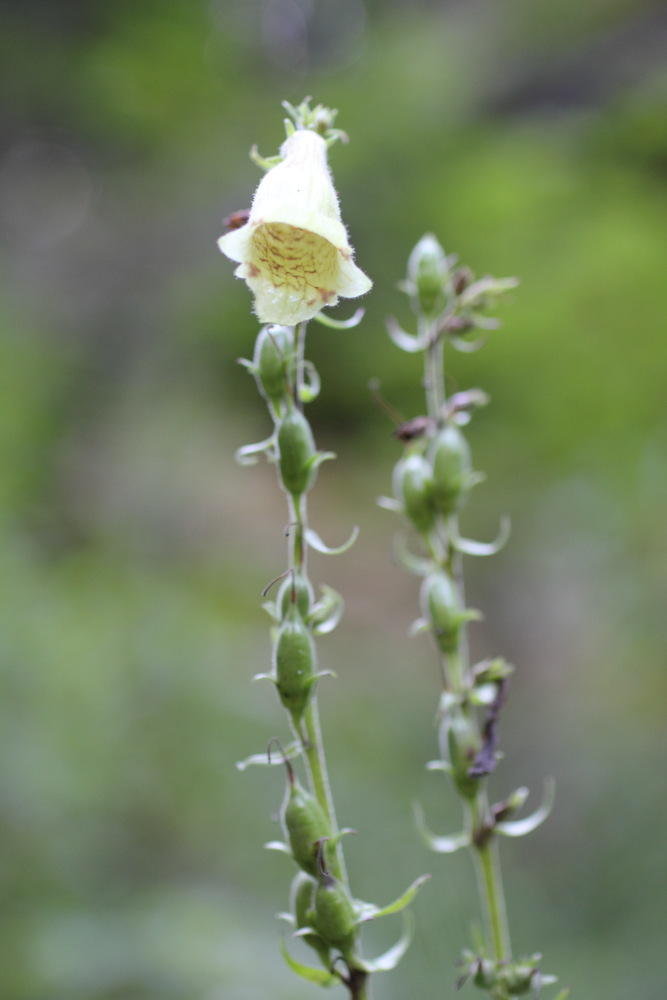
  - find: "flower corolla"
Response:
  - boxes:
[218,129,371,326]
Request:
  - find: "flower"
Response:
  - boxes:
[218,128,371,326]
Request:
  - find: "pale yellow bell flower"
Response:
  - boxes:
[218,128,371,326]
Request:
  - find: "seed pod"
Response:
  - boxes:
[429,424,471,515]
[277,571,313,621]
[407,233,448,317]
[472,957,497,990]
[500,962,538,995]
[421,570,463,654]
[394,452,436,534]
[254,325,294,405]
[292,870,317,927]
[313,873,357,956]
[291,871,330,963]
[274,601,316,721]
[283,770,332,876]
[441,711,482,799]
[277,406,317,497]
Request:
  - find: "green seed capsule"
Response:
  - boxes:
[277,406,317,497]
[421,571,463,654]
[254,325,294,405]
[429,424,471,515]
[277,571,313,621]
[292,871,316,927]
[394,452,436,534]
[274,602,316,720]
[291,871,330,963]
[500,962,538,996]
[442,711,481,799]
[284,776,332,877]
[407,233,448,318]
[313,875,357,955]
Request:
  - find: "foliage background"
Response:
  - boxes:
[2,1,667,998]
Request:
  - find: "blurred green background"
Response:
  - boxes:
[2,1,667,998]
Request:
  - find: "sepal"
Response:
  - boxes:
[354,874,430,923]
[414,801,470,854]
[313,307,365,329]
[385,316,425,353]
[348,912,414,973]
[305,524,359,555]
[235,434,275,466]
[452,516,511,557]
[279,937,340,987]
[495,779,555,838]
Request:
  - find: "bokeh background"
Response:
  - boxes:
[2,1,667,998]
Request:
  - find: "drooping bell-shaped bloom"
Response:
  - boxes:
[218,129,371,326]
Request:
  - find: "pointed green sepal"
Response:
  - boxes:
[414,802,470,854]
[393,534,434,576]
[351,911,415,973]
[309,585,344,635]
[279,937,340,987]
[386,316,425,353]
[313,307,365,329]
[354,874,430,923]
[265,840,293,856]
[452,516,511,556]
[297,360,321,403]
[496,779,555,837]
[235,435,275,466]
[305,524,359,555]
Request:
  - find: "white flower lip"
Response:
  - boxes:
[218,129,372,326]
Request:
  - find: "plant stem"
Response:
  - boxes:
[303,698,348,887]
[423,317,445,419]
[424,318,513,971]
[469,797,512,962]
[288,321,348,888]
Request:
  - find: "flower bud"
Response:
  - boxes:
[407,233,448,317]
[283,774,332,876]
[421,570,463,654]
[429,423,472,515]
[254,325,294,405]
[393,452,436,534]
[274,602,316,721]
[441,711,482,799]
[313,873,357,955]
[277,406,317,497]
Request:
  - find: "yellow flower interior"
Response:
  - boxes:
[251,223,338,306]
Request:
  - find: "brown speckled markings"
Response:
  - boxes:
[252,223,336,303]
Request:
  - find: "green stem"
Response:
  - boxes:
[469,797,512,962]
[303,698,348,887]
[423,317,445,419]
[422,310,513,974]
